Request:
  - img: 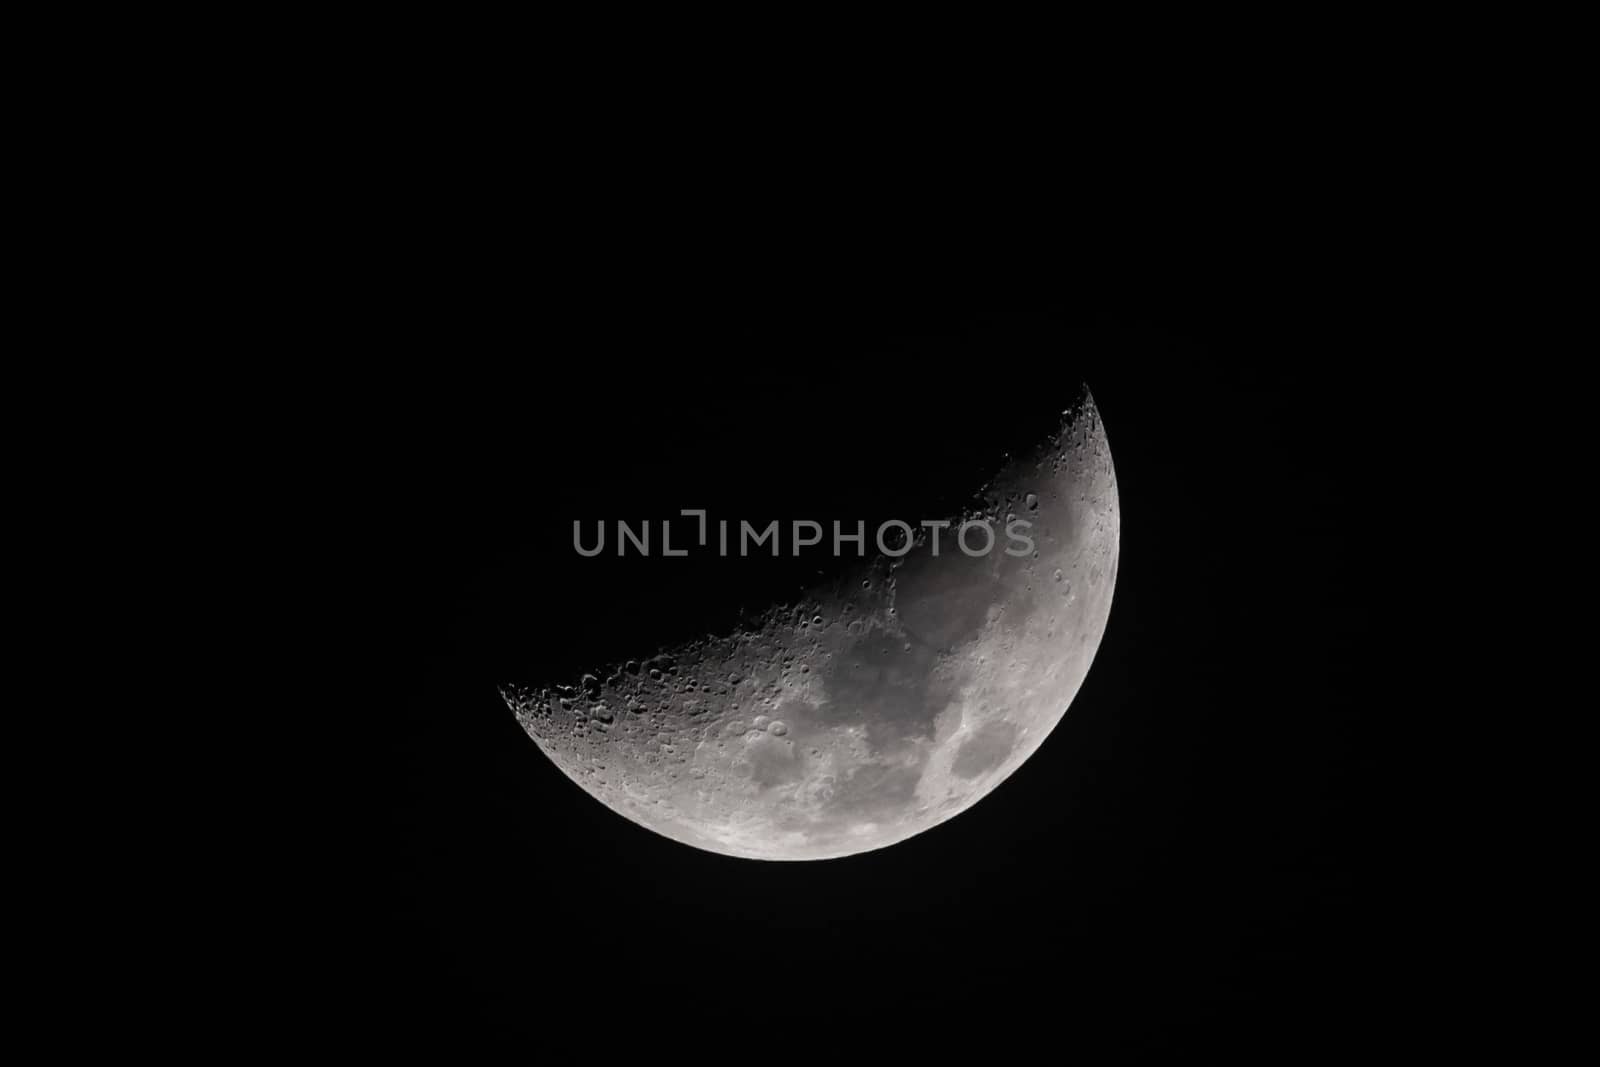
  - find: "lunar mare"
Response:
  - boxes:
[503,391,1119,860]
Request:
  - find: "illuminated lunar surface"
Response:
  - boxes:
[503,390,1119,860]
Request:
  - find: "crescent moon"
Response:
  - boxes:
[504,389,1119,860]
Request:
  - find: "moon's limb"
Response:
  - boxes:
[503,390,1119,860]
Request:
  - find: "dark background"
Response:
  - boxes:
[340,299,1381,1055]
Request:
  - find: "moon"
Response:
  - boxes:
[503,389,1119,860]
